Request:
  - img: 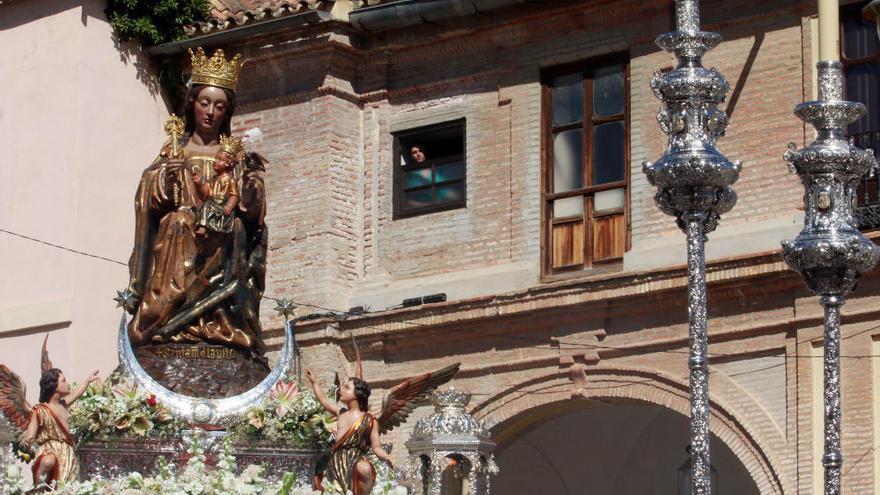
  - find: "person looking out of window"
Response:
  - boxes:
[410,143,427,164]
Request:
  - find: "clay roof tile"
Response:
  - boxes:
[190,0,339,35]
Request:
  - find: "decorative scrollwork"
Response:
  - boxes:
[642,2,740,493]
[782,60,880,495]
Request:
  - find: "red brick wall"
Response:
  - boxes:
[229,0,812,310]
[214,2,880,491]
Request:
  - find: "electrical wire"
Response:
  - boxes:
[6,227,880,365]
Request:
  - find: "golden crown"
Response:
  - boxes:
[189,47,244,91]
[218,134,244,157]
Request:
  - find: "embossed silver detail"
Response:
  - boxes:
[642,2,741,494]
[77,432,319,482]
[406,389,497,495]
[782,60,880,495]
[118,313,296,424]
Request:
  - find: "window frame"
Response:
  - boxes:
[540,54,631,278]
[392,119,468,220]
[840,2,880,229]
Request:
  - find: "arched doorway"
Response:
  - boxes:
[493,400,759,494]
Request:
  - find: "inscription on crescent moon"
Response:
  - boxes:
[117,313,294,424]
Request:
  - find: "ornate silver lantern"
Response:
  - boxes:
[405,389,497,495]
[642,1,741,493]
[782,60,880,495]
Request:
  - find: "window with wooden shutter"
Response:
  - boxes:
[542,58,630,275]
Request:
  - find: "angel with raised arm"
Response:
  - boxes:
[306,355,459,495]
[0,336,99,488]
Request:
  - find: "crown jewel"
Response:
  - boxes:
[218,134,244,157]
[189,47,244,91]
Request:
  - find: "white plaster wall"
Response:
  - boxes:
[0,0,167,401]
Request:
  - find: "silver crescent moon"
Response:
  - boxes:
[118,313,294,423]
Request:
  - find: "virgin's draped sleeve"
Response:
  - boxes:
[240,167,265,227]
[128,144,203,300]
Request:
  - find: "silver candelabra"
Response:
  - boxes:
[782,60,880,495]
[642,1,741,493]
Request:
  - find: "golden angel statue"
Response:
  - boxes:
[0,336,99,487]
[306,355,460,495]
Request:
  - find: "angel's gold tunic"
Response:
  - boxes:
[327,412,376,495]
[29,404,77,483]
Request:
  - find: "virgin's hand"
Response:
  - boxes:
[223,204,234,215]
[305,369,317,385]
[88,370,100,383]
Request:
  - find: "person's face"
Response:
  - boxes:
[410,146,426,163]
[56,373,70,395]
[213,151,231,173]
[193,86,229,136]
[340,380,356,403]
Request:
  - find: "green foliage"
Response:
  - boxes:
[105,0,211,110]
[105,0,211,47]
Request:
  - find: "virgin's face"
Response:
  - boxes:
[193,86,229,137]
[340,380,356,403]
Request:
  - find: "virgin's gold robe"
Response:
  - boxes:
[29,404,77,484]
[127,141,266,352]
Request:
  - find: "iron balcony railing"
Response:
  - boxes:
[852,130,880,229]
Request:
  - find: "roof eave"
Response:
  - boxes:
[147,10,332,56]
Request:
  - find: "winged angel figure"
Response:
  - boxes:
[306,355,459,495]
[0,336,98,487]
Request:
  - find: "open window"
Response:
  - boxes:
[393,119,466,219]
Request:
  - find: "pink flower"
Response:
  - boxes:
[270,381,299,416]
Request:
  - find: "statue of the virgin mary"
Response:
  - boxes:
[125,48,269,397]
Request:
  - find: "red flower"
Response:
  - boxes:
[146,394,157,408]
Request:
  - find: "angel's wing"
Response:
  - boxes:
[354,348,363,380]
[376,363,460,434]
[41,334,54,374]
[0,364,31,433]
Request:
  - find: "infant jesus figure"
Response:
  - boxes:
[194,134,243,238]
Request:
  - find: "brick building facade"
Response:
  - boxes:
[168,0,880,492]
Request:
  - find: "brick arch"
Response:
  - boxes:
[471,366,787,495]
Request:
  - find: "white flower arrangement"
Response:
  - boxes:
[0,429,410,494]
[226,381,334,449]
[0,446,32,494]
[7,377,412,494]
[68,374,183,442]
